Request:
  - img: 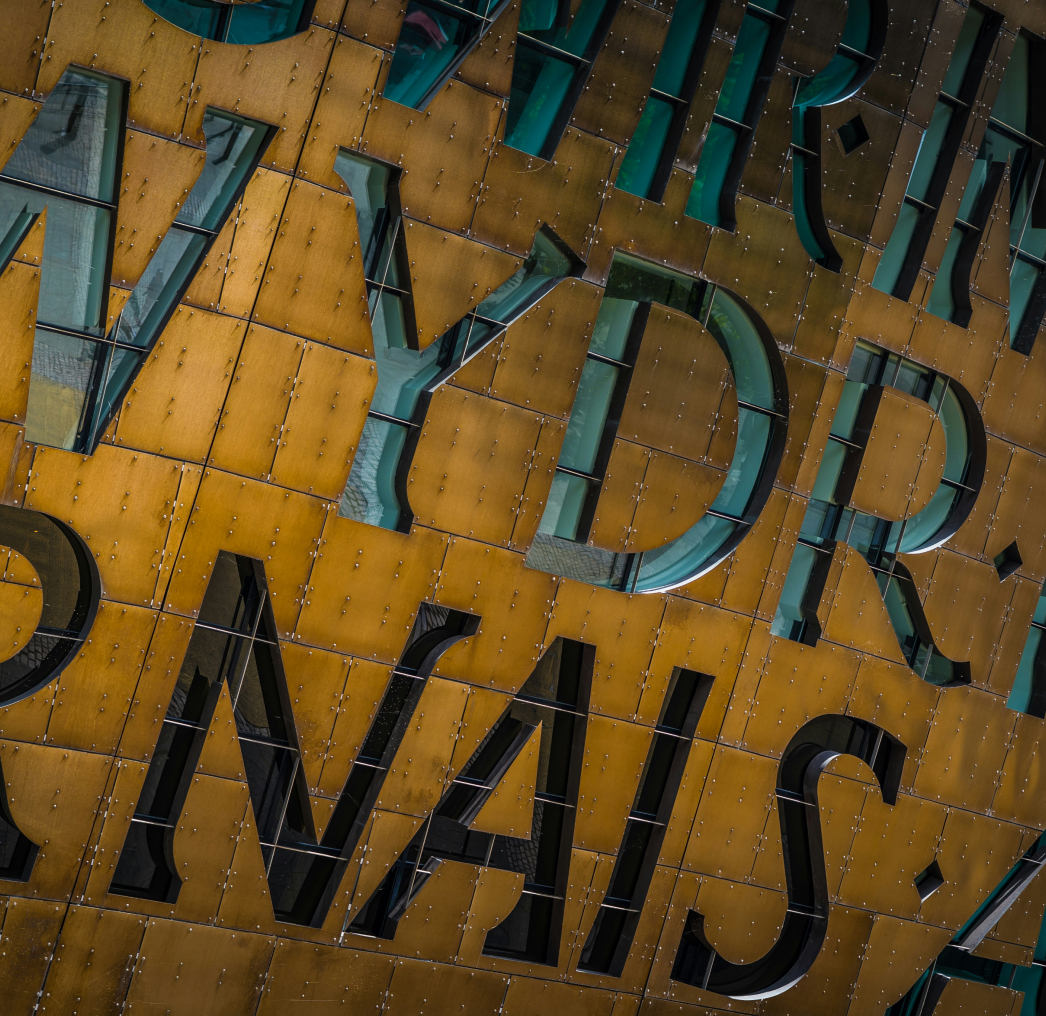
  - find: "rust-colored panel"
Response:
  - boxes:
[742,636,859,758]
[208,325,303,480]
[195,683,246,781]
[386,859,477,963]
[297,516,446,661]
[488,278,602,420]
[124,919,274,1016]
[362,80,503,235]
[791,234,862,368]
[446,686,513,783]
[403,221,520,349]
[215,821,277,934]
[972,167,1011,307]
[990,852,1046,948]
[474,127,616,259]
[433,537,555,694]
[470,721,539,839]
[189,30,334,175]
[682,745,777,883]
[256,941,395,1015]
[47,601,156,754]
[778,356,829,493]
[574,716,651,855]
[0,260,41,427]
[502,975,615,1016]
[26,444,182,607]
[151,465,204,609]
[376,676,469,817]
[0,1,48,96]
[0,95,40,176]
[588,438,648,554]
[252,180,372,356]
[509,416,566,552]
[692,875,787,965]
[407,386,542,546]
[114,306,244,463]
[339,0,406,50]
[570,1,666,147]
[454,0,520,98]
[349,809,423,914]
[386,957,509,1015]
[674,34,733,172]
[183,212,237,313]
[0,898,64,1015]
[38,906,145,1016]
[738,67,793,205]
[994,712,1046,830]
[111,132,202,291]
[297,36,383,191]
[946,433,1010,563]
[929,976,1022,1015]
[720,487,792,618]
[0,551,40,663]
[914,684,1014,813]
[270,343,375,499]
[40,1,195,138]
[629,454,727,554]
[457,866,524,965]
[987,447,1046,583]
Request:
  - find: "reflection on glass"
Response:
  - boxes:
[25,329,101,450]
[385,1,475,108]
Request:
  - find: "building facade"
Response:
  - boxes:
[0,0,1042,1011]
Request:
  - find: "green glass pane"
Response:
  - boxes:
[771,542,818,635]
[687,121,737,226]
[334,150,393,274]
[559,358,618,473]
[476,230,571,322]
[907,101,953,202]
[226,0,308,44]
[705,288,775,409]
[3,68,123,203]
[145,0,223,37]
[385,2,473,109]
[604,252,702,312]
[616,97,674,198]
[715,14,770,122]
[1034,594,1046,627]
[709,407,771,517]
[25,329,104,450]
[872,199,922,294]
[589,298,635,360]
[811,439,847,503]
[519,0,557,32]
[840,0,872,53]
[634,513,737,591]
[538,472,590,540]
[1010,257,1040,343]
[794,52,862,110]
[177,111,268,231]
[652,0,705,97]
[881,575,918,652]
[941,5,986,97]
[939,386,968,483]
[790,147,826,262]
[830,380,866,439]
[505,43,576,156]
[528,0,611,58]
[91,345,143,441]
[897,484,958,552]
[925,226,963,321]
[339,416,409,529]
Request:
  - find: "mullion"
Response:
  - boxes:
[515,33,590,68]
[648,87,689,108]
[0,173,118,212]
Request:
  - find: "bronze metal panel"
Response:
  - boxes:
[0,898,64,1015]
[0,1,49,97]
[574,715,651,855]
[779,0,846,77]
[738,68,793,205]
[446,686,513,783]
[693,875,788,965]
[457,866,524,965]
[189,30,335,176]
[216,821,278,934]
[349,809,424,915]
[403,222,521,349]
[454,0,520,99]
[588,438,648,553]
[720,487,793,618]
[929,977,1022,1015]
[915,685,1014,813]
[362,81,503,235]
[988,576,1043,700]
[256,941,395,1015]
[208,325,304,481]
[502,974,616,1016]
[972,168,1011,307]
[989,850,1046,948]
[339,0,406,51]
[38,905,145,1016]
[473,127,616,259]
[750,795,786,892]
[741,636,860,758]
[702,197,813,346]
[296,516,446,661]
[570,1,667,147]
[838,791,948,920]
[407,386,542,546]
[46,601,156,754]
[26,444,182,607]
[867,119,927,252]
[40,0,196,138]
[0,96,41,176]
[682,745,777,883]
[251,180,373,356]
[657,738,715,870]
[547,581,666,722]
[629,454,727,553]
[791,234,863,368]
[269,342,375,499]
[114,306,245,463]
[432,537,554,694]
[847,388,936,522]
[909,412,947,516]
[183,211,237,313]
[619,307,735,464]
[973,936,1032,967]
[125,919,274,1016]
[918,809,1024,931]
[296,36,383,192]
[0,551,40,663]
[993,712,1046,829]
[377,676,469,817]
[0,741,111,900]
[385,958,507,1015]
[673,35,733,173]
[470,721,539,839]
[220,169,293,321]
[757,493,810,621]
[778,356,829,493]
[816,773,867,900]
[848,915,953,1016]
[987,447,1046,583]
[385,860,478,964]
[488,279,602,420]
[152,464,204,608]
[111,133,202,291]
[195,682,247,781]
[713,620,772,747]
[166,469,326,635]
[0,260,39,427]
[946,433,1010,563]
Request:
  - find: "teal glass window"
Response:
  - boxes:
[144,0,312,44]
[872,4,999,301]
[1007,588,1046,715]
[687,1,789,229]
[337,147,574,531]
[615,0,713,202]
[505,0,616,159]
